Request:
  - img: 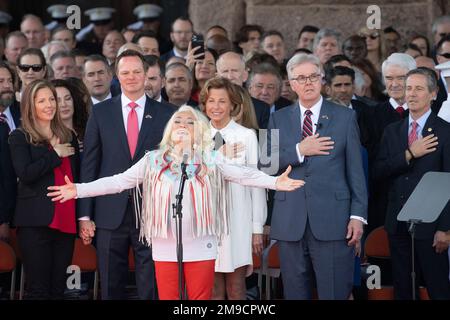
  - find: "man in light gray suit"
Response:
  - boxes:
[263,53,367,299]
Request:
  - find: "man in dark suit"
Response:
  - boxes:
[216,51,270,129]
[262,53,367,299]
[0,121,15,241]
[160,17,193,62]
[143,54,177,111]
[79,50,174,300]
[324,66,372,147]
[0,61,19,241]
[0,61,20,130]
[373,68,450,299]
[366,53,417,233]
[248,63,289,115]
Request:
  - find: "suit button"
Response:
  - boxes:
[400,195,405,199]
[405,177,409,180]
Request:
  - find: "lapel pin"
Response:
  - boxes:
[427,127,432,132]
[145,114,152,119]
[321,115,329,120]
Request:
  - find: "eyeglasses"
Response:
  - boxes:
[18,64,44,72]
[359,32,379,40]
[291,73,322,84]
[439,53,450,59]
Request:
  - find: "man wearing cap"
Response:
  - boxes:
[45,4,70,32]
[0,11,12,39]
[436,61,450,123]
[128,4,171,55]
[77,7,115,55]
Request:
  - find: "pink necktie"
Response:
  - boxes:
[408,121,418,146]
[127,102,139,157]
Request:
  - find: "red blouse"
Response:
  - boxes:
[49,156,76,234]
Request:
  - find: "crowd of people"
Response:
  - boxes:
[0,3,450,300]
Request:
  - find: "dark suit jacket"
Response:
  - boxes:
[160,49,177,64]
[263,99,367,241]
[9,100,21,128]
[251,97,270,129]
[0,122,16,224]
[366,100,409,161]
[274,96,293,110]
[351,99,373,148]
[79,95,174,230]
[373,112,450,239]
[9,130,80,227]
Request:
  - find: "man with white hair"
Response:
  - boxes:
[262,52,367,300]
[366,53,417,232]
[313,28,341,65]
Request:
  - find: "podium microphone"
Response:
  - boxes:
[181,152,189,175]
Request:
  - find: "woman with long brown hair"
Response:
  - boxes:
[9,79,80,299]
[51,79,89,153]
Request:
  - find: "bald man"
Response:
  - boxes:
[216,51,270,128]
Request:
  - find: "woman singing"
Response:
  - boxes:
[47,105,304,300]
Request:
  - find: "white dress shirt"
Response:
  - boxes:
[91,92,112,105]
[121,93,146,132]
[389,97,408,111]
[408,109,431,138]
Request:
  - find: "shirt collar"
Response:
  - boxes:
[91,92,112,105]
[173,48,186,58]
[409,109,432,131]
[299,96,323,117]
[121,93,146,109]
[209,119,235,136]
[389,97,408,110]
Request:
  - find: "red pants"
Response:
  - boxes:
[154,260,215,300]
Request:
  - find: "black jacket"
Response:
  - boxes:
[373,113,450,238]
[9,130,80,227]
[0,122,16,224]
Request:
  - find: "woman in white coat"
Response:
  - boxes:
[200,77,267,300]
[47,105,304,300]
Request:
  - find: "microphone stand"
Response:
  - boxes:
[408,219,422,300]
[172,158,188,300]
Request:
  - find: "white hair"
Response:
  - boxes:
[381,53,417,77]
[286,53,322,79]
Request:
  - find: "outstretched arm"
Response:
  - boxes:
[48,154,150,202]
[216,152,304,191]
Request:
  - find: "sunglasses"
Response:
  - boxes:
[439,53,450,59]
[359,32,379,40]
[18,64,44,72]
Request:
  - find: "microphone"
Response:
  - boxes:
[315,123,323,130]
[180,152,189,175]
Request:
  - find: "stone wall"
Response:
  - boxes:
[189,0,448,56]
